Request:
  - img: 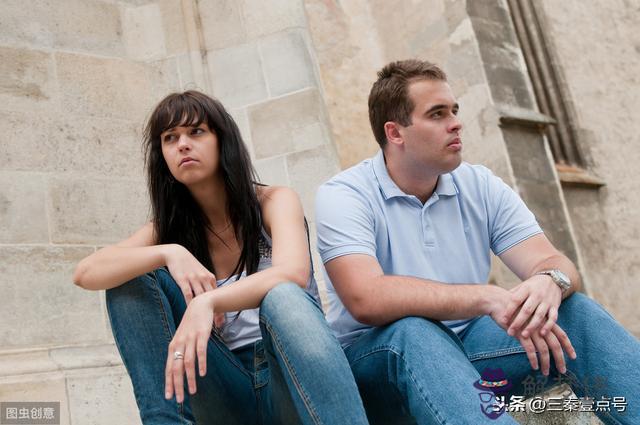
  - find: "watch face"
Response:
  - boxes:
[552,270,570,286]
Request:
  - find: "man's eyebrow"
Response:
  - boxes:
[425,103,459,114]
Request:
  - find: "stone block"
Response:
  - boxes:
[122,3,167,61]
[0,246,108,349]
[0,373,70,424]
[229,107,253,156]
[0,111,144,178]
[198,0,246,50]
[254,155,289,187]
[242,0,306,39]
[52,117,145,178]
[286,145,340,222]
[0,46,57,114]
[66,367,141,425]
[157,0,189,55]
[0,111,56,172]
[147,57,182,103]
[48,176,149,245]
[208,43,268,108]
[248,89,327,159]
[0,172,49,244]
[0,0,124,56]
[260,30,316,97]
[55,52,155,123]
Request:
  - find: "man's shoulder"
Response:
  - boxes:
[449,162,496,191]
[319,157,377,193]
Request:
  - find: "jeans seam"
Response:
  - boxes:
[260,318,322,425]
[351,345,448,425]
[564,370,623,425]
[467,346,527,361]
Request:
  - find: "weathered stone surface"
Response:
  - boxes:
[303,0,382,168]
[157,0,189,55]
[0,111,56,172]
[260,30,316,97]
[0,373,70,424]
[66,367,141,425]
[208,43,268,108]
[198,0,246,51]
[536,0,640,337]
[0,172,49,244]
[55,52,155,123]
[0,46,57,114]
[0,0,124,56]
[286,145,340,222]
[242,0,306,39]
[122,3,167,61]
[48,177,149,245]
[254,155,289,187]
[248,89,327,159]
[0,246,107,349]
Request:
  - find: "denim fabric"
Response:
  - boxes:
[106,268,368,425]
[344,293,640,425]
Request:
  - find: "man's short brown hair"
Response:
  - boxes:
[368,59,447,148]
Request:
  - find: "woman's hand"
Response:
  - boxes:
[165,293,214,403]
[163,244,225,328]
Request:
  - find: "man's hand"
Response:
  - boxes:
[500,274,562,338]
[486,285,575,374]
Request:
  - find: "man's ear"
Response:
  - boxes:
[384,121,404,147]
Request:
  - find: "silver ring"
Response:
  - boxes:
[173,351,184,360]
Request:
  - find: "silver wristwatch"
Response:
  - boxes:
[537,269,571,294]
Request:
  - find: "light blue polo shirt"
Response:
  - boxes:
[315,150,542,347]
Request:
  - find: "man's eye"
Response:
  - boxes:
[431,111,442,118]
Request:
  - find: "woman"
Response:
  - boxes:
[73,91,368,424]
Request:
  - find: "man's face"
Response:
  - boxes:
[396,79,463,175]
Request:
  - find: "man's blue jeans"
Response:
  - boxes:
[344,292,640,424]
[106,268,368,425]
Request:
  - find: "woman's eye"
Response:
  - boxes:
[163,134,176,142]
[192,128,205,135]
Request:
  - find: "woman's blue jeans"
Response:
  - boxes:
[344,292,640,424]
[106,268,368,425]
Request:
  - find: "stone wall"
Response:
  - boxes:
[1,0,637,424]
[534,0,640,336]
[0,0,336,423]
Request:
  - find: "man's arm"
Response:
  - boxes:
[498,233,582,338]
[325,253,503,326]
[326,251,576,375]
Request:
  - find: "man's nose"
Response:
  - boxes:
[449,115,462,133]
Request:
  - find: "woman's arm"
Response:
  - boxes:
[73,223,217,303]
[201,186,311,313]
[165,186,312,401]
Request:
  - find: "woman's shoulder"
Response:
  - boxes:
[256,185,301,208]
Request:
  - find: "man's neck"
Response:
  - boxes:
[385,154,440,204]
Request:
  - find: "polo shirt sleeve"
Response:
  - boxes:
[315,180,377,264]
[485,169,543,255]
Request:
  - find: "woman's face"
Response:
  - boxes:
[160,121,220,187]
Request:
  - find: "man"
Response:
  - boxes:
[315,59,639,424]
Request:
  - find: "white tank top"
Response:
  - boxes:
[215,227,319,350]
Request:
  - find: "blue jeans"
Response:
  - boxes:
[344,293,640,424]
[106,268,368,425]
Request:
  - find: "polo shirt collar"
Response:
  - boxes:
[372,150,459,200]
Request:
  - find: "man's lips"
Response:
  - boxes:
[447,137,462,150]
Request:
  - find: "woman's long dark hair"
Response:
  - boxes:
[143,91,261,278]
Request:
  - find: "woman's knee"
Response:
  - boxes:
[260,282,318,320]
